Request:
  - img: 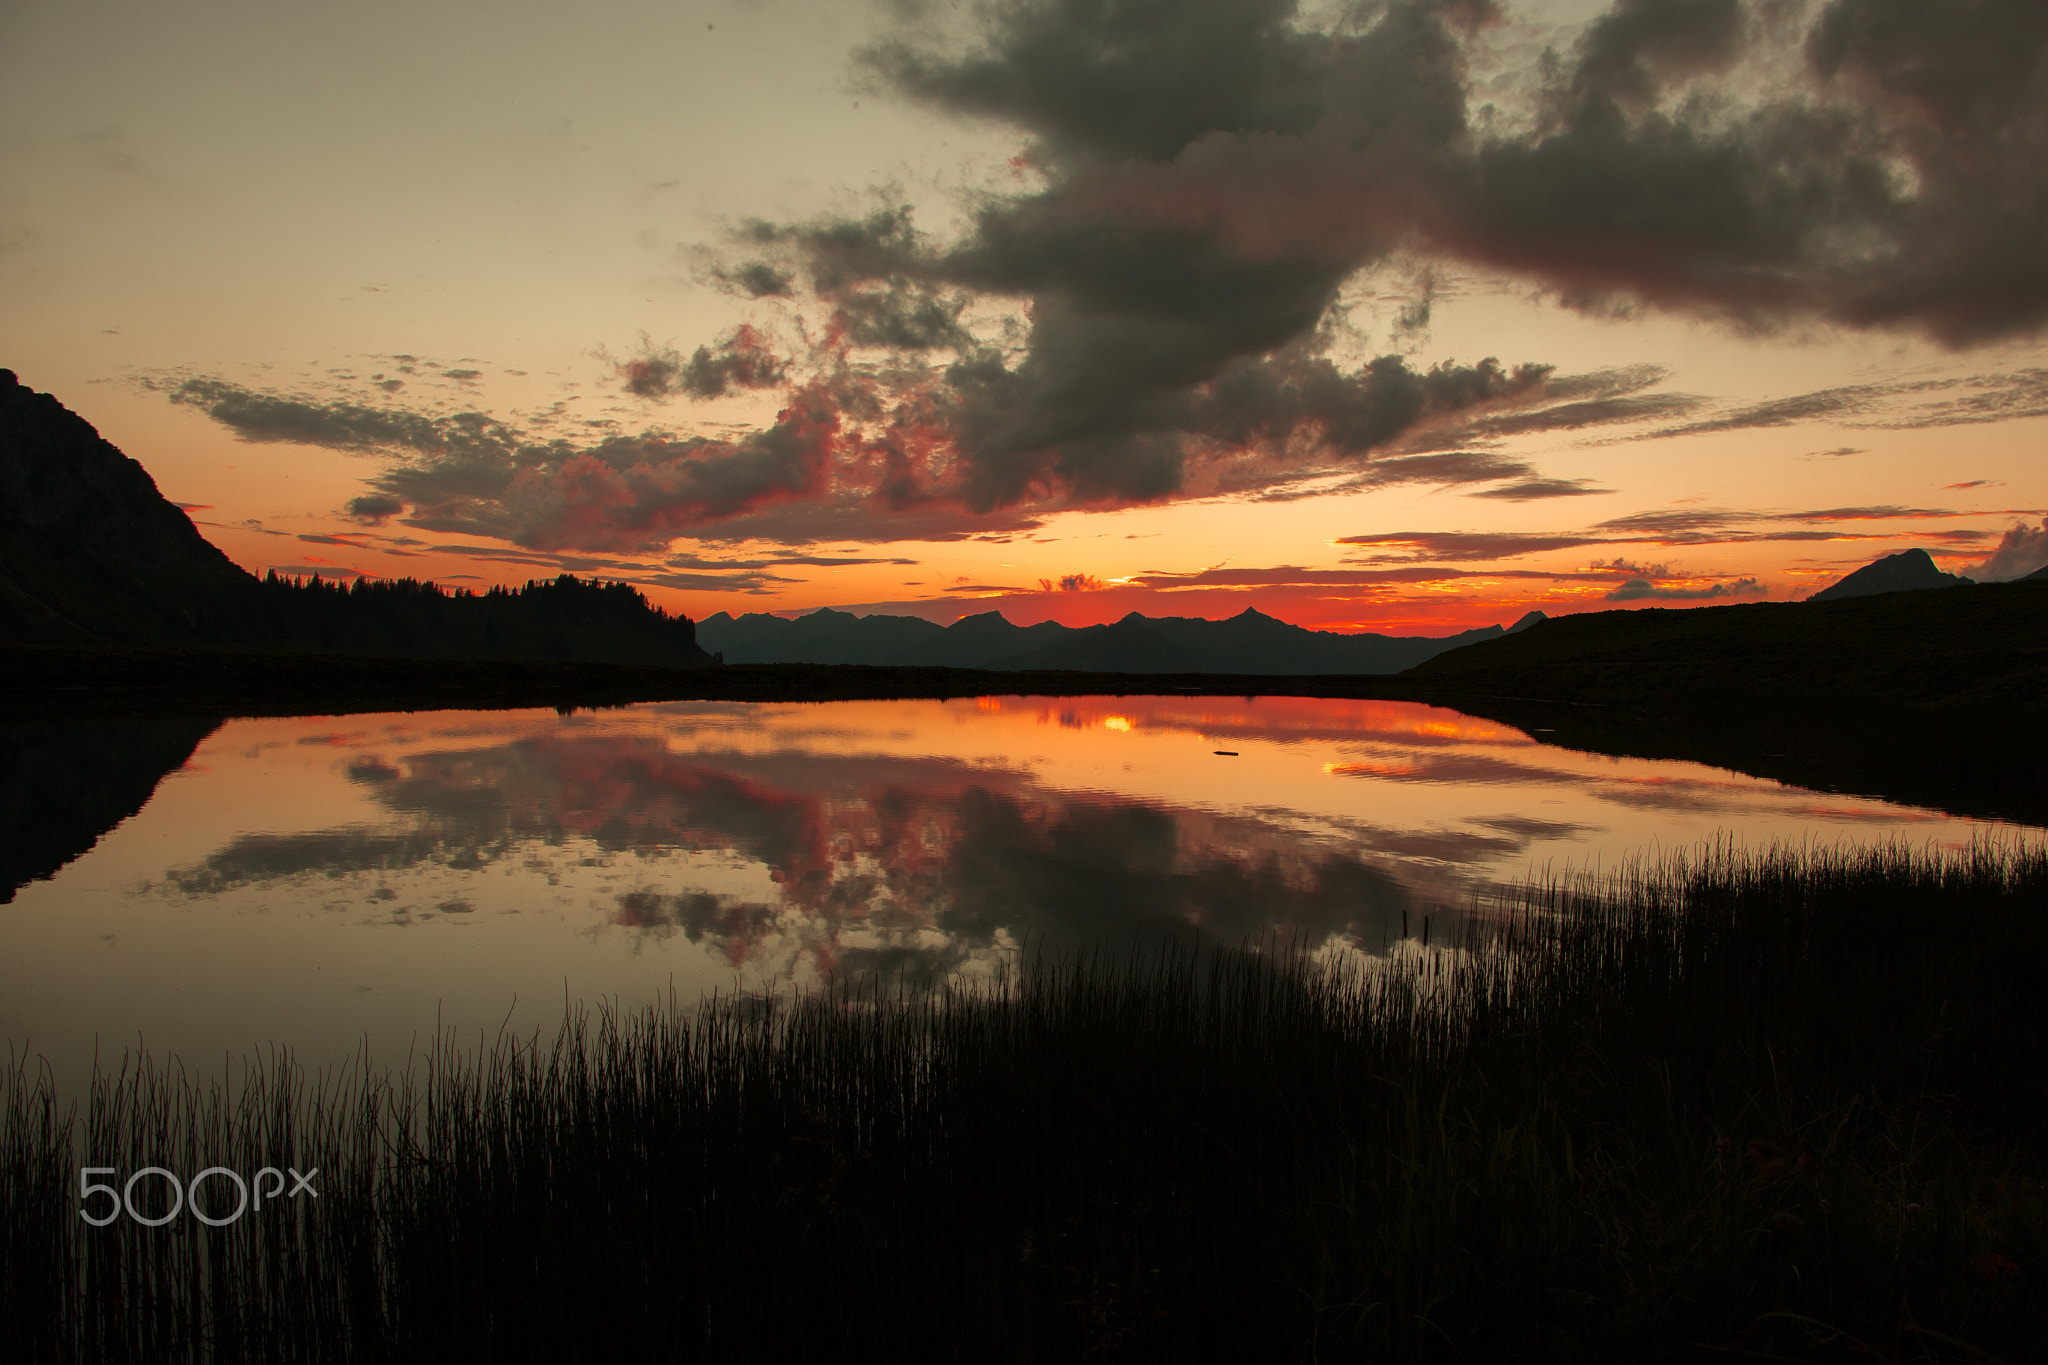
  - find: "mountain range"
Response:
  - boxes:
[696,605,1548,675]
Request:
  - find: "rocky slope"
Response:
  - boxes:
[0,368,257,646]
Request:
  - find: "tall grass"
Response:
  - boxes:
[6,838,2044,1362]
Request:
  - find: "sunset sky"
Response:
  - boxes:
[3,0,2045,634]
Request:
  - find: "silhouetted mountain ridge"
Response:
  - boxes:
[1808,548,1972,601]
[0,369,712,665]
[697,604,1542,675]
[1413,576,2048,712]
[0,368,254,645]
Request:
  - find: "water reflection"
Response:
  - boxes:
[2,695,2021,1086]
[1,717,220,903]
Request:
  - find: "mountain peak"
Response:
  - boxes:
[1809,548,1970,602]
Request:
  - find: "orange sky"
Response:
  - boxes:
[3,0,2044,636]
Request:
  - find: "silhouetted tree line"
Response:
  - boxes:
[234,573,714,666]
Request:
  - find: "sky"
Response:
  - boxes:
[3,0,2046,635]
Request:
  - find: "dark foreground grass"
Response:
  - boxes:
[5,841,2044,1363]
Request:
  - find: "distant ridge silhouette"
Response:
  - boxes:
[1808,548,1971,601]
[697,603,1546,675]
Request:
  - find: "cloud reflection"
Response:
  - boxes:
[147,695,1954,979]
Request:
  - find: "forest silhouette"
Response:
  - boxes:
[231,571,713,666]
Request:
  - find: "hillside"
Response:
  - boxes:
[1411,579,2048,712]
[0,369,713,666]
[0,368,256,645]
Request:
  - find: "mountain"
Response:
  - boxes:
[0,367,258,645]
[1808,548,1971,601]
[696,604,1544,675]
[2025,563,2048,582]
[693,606,948,665]
[1409,578,2048,712]
[0,368,713,665]
[984,613,1196,672]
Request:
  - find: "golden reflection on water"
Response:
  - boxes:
[0,695,2008,1087]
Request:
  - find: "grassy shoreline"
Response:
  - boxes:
[6,840,2044,1361]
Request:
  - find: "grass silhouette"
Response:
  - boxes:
[5,838,2044,1361]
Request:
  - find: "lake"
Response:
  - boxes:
[2,694,2025,1088]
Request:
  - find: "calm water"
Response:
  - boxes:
[2,695,2023,1086]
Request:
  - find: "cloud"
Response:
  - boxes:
[164,376,844,552]
[1338,502,1993,566]
[1606,575,1765,600]
[1335,531,1614,562]
[1124,564,1576,589]
[616,326,788,400]
[1038,572,1105,592]
[151,2,2048,561]
[345,493,405,524]
[1962,520,2048,581]
[1591,504,1958,538]
[1633,370,2048,441]
[1465,477,1613,501]
[839,0,2048,348]
[665,552,919,569]
[157,350,1597,548]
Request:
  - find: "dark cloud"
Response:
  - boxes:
[162,376,843,552]
[1632,370,2048,440]
[345,493,405,524]
[1465,476,1613,500]
[1569,0,1747,109]
[664,552,920,569]
[154,2,2048,559]
[850,0,2048,345]
[1335,530,1614,562]
[1606,574,1765,600]
[617,326,788,400]
[1592,504,1956,536]
[1125,563,1579,589]
[1336,503,1986,566]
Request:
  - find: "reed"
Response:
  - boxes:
[5,838,2044,1362]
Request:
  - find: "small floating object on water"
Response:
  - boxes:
[1213,750,1239,756]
